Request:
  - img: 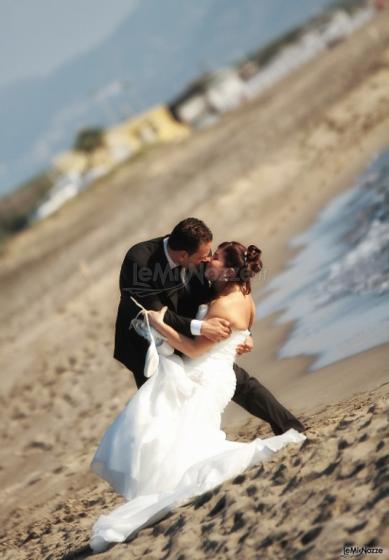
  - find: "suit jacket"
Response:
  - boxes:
[114,236,213,381]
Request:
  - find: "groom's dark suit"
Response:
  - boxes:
[114,236,305,435]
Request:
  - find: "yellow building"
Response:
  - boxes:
[53,105,189,175]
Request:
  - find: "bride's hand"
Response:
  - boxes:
[147,306,167,326]
[236,335,254,355]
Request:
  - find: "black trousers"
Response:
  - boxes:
[232,363,305,435]
[130,361,305,436]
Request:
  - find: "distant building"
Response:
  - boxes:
[242,6,374,100]
[169,69,247,128]
[33,171,83,221]
[238,60,261,81]
[243,30,325,99]
[53,105,189,176]
[321,10,353,47]
[106,104,189,161]
[38,105,189,220]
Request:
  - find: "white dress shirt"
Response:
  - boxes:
[163,237,202,336]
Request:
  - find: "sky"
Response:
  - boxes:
[0,0,139,88]
[0,0,336,196]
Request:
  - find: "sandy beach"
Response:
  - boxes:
[0,11,389,559]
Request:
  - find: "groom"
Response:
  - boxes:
[114,217,305,435]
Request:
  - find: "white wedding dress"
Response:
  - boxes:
[90,305,306,552]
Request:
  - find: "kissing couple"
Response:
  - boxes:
[89,217,306,552]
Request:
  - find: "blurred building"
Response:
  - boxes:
[105,104,189,162]
[238,60,261,81]
[243,6,374,99]
[33,171,84,221]
[169,69,247,128]
[36,105,189,220]
[54,105,189,176]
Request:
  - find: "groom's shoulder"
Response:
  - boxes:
[124,236,164,263]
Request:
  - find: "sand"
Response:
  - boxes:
[0,11,389,559]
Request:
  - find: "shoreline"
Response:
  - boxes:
[221,123,389,428]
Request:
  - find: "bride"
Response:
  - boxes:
[89,241,306,553]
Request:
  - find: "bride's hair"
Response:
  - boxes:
[218,241,262,295]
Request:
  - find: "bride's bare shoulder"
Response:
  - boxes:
[207,291,252,328]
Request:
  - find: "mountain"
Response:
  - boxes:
[0,0,334,196]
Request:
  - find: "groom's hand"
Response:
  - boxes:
[236,335,254,355]
[201,318,231,342]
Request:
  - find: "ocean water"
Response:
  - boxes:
[256,149,389,371]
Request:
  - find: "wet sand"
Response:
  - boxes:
[0,11,389,559]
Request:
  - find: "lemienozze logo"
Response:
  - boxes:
[340,545,384,557]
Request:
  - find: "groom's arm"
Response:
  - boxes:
[119,254,231,340]
[148,298,235,358]
[119,254,194,337]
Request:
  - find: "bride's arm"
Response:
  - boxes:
[148,300,233,359]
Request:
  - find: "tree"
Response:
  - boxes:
[73,127,105,174]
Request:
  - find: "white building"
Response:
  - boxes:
[244,7,374,100]
[170,69,247,128]
[206,69,247,113]
[33,165,109,221]
[33,172,83,220]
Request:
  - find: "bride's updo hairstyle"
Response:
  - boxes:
[218,241,262,295]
